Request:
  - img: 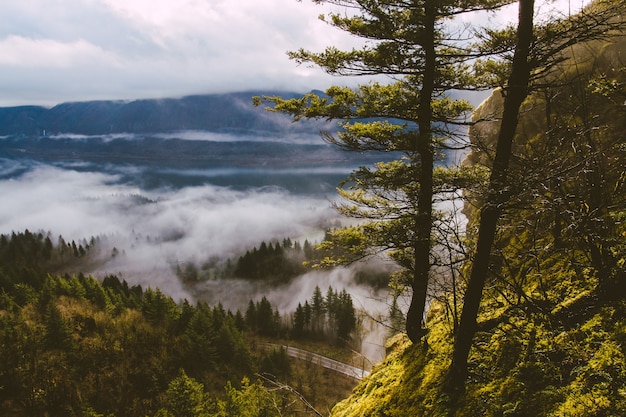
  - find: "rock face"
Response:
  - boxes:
[465,32,626,173]
[463,88,504,168]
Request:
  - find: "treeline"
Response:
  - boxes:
[292,286,356,341]
[0,230,85,291]
[243,285,357,343]
[175,238,313,284]
[179,234,391,289]
[0,229,123,292]
[232,238,313,283]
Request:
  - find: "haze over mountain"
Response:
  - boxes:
[0,90,403,195]
[0,91,327,136]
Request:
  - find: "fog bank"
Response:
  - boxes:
[0,160,337,296]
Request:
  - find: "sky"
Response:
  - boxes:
[0,0,363,107]
[0,0,591,107]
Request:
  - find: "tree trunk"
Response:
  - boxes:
[406,0,436,343]
[444,0,535,395]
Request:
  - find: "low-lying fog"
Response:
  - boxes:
[0,156,394,361]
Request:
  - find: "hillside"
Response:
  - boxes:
[328,14,626,417]
[0,231,360,416]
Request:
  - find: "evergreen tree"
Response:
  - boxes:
[44,302,73,350]
[336,289,356,341]
[325,286,337,327]
[141,287,179,324]
[245,300,257,331]
[162,369,208,417]
[256,0,515,342]
[217,378,281,417]
[182,305,219,376]
[256,296,278,337]
[293,302,306,337]
[303,300,312,332]
[311,285,326,334]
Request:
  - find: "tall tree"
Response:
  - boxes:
[162,370,208,417]
[445,0,626,394]
[256,0,513,343]
[445,0,535,394]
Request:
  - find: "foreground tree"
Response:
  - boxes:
[445,0,626,394]
[445,0,536,394]
[257,0,512,343]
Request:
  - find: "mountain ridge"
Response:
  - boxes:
[0,91,329,136]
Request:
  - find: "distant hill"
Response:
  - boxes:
[0,91,402,194]
[0,91,330,136]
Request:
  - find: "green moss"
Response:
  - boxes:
[330,296,626,417]
[330,312,456,417]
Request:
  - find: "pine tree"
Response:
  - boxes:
[336,289,356,341]
[293,302,306,337]
[256,0,516,342]
[245,300,257,331]
[163,369,208,417]
[44,301,73,350]
[311,285,325,335]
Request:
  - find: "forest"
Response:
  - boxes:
[179,234,390,289]
[0,230,362,416]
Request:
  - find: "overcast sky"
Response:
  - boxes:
[0,0,589,107]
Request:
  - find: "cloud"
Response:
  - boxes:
[149,130,328,145]
[0,161,338,249]
[42,129,327,145]
[0,36,120,68]
[0,158,397,360]
[0,0,592,107]
[0,0,364,106]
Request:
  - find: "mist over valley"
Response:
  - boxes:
[0,92,400,361]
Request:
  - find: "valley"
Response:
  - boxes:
[0,92,399,371]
